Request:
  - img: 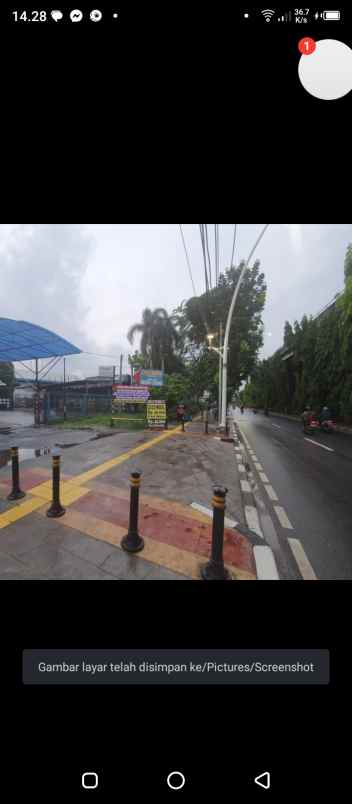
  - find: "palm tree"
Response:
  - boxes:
[127,308,179,370]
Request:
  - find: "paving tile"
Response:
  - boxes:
[0,551,28,573]
[100,550,157,579]
[0,515,61,556]
[143,566,190,580]
[46,528,116,565]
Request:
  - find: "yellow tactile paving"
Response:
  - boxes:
[0,497,46,525]
[37,506,255,581]
[0,514,12,529]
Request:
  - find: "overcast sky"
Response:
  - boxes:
[0,223,350,381]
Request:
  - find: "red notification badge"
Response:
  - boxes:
[298,37,316,55]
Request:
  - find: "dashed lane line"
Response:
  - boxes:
[304,438,334,452]
[264,484,279,502]
[240,480,251,493]
[272,423,281,429]
[288,538,318,580]
[253,462,263,471]
[244,505,263,539]
[274,505,294,529]
[259,472,269,483]
[254,545,279,580]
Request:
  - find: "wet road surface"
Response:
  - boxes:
[235,410,352,580]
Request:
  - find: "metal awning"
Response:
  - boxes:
[0,318,81,362]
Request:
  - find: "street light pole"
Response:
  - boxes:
[218,321,222,428]
[220,224,271,430]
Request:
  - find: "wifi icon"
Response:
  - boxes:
[261,9,275,22]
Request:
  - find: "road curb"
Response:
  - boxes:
[230,415,279,580]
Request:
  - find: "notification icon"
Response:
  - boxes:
[298,37,316,55]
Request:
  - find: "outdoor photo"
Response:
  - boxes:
[0,223,351,580]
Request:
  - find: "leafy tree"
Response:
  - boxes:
[173,259,266,395]
[127,307,180,371]
[0,362,15,392]
[243,243,352,421]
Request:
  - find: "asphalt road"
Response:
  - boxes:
[234,409,352,580]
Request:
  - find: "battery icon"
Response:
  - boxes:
[322,11,341,20]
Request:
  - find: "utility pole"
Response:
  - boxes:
[63,357,66,420]
[218,322,222,428]
[119,354,123,382]
[220,225,271,429]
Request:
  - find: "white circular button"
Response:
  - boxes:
[167,771,186,790]
[298,39,352,100]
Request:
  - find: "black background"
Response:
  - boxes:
[0,3,350,797]
[1,580,350,796]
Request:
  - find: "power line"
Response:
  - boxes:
[179,224,197,296]
[199,224,209,293]
[214,223,219,286]
[204,224,212,289]
[230,224,237,269]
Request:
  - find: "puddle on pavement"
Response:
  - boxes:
[0,447,51,468]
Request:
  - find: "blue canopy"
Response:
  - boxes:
[0,318,82,362]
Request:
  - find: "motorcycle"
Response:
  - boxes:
[303,416,335,435]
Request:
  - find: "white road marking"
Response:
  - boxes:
[234,447,241,452]
[254,545,279,580]
[236,454,242,462]
[190,502,238,529]
[304,438,334,452]
[238,463,245,473]
[288,538,317,580]
[272,423,281,429]
[265,484,279,502]
[259,472,269,483]
[274,505,294,529]
[245,505,263,538]
[254,462,263,471]
[240,480,251,493]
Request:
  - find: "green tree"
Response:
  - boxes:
[127,307,180,371]
[0,362,15,392]
[173,259,267,396]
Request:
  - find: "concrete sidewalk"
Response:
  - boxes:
[0,421,256,581]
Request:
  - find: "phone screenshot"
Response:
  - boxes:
[0,222,350,796]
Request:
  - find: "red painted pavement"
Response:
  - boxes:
[70,491,255,574]
[0,469,51,492]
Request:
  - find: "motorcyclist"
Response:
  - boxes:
[240,404,244,414]
[302,404,315,426]
[319,405,331,424]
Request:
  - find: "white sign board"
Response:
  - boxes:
[99,366,114,378]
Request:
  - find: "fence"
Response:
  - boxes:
[0,398,12,410]
[45,391,112,421]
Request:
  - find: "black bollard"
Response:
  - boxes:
[46,448,66,518]
[201,485,232,580]
[204,407,209,435]
[181,417,185,432]
[121,471,144,553]
[7,447,26,500]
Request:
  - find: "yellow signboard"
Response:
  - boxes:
[147,400,167,427]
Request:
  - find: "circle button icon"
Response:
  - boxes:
[70,9,83,22]
[90,9,102,21]
[167,771,186,790]
[298,39,352,100]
